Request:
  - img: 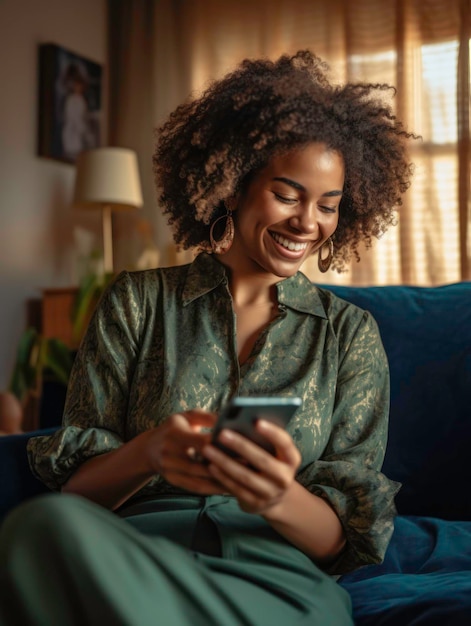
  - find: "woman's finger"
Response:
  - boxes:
[183,409,218,430]
[213,425,300,477]
[203,440,288,504]
[159,414,214,451]
[204,451,290,515]
[207,462,267,504]
[255,420,301,467]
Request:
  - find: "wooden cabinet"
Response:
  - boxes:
[27,287,81,350]
[22,287,81,431]
[41,287,80,349]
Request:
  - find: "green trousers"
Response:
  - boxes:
[0,493,353,626]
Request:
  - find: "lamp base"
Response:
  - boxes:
[102,205,113,274]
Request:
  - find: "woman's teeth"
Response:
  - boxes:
[271,232,307,252]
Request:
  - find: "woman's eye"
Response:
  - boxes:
[319,205,337,214]
[274,193,297,204]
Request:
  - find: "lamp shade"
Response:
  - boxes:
[73,147,143,211]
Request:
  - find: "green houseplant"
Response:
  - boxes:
[1,257,113,435]
[70,270,113,342]
[0,328,73,434]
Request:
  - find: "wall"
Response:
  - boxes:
[0,0,108,390]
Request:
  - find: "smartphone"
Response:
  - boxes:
[212,396,302,457]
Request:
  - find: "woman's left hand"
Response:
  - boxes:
[202,420,301,516]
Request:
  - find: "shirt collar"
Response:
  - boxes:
[183,253,328,319]
[182,253,228,305]
[275,271,328,318]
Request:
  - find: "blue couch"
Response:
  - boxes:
[1,281,470,624]
[332,282,471,625]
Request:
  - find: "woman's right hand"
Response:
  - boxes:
[144,410,224,494]
[63,410,224,509]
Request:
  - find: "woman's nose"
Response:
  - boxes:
[288,204,317,234]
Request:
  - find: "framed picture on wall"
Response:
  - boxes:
[37,43,103,164]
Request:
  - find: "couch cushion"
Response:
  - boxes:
[325,282,471,520]
[0,429,55,524]
[339,515,471,625]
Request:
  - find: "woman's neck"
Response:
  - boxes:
[214,250,283,307]
[217,260,279,307]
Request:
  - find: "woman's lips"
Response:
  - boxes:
[269,231,311,257]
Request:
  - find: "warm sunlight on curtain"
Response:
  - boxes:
[108,0,470,286]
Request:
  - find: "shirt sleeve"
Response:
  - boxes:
[27,272,143,490]
[297,309,401,575]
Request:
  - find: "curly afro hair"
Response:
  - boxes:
[153,50,416,271]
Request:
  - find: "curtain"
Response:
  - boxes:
[108,0,470,286]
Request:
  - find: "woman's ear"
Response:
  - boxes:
[225,194,239,213]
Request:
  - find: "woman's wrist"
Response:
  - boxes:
[261,480,346,563]
[260,478,302,523]
[135,428,162,477]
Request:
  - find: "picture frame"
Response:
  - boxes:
[37,43,103,164]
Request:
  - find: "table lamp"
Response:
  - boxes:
[73,147,143,273]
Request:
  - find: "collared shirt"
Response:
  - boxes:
[28,252,399,574]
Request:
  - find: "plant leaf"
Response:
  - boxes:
[8,328,40,401]
[71,273,100,340]
[71,272,114,340]
[45,338,74,385]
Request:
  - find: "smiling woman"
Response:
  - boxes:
[1,51,415,626]
[154,50,416,272]
[219,143,344,282]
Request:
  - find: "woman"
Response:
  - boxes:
[0,51,414,625]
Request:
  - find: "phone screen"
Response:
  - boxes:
[212,396,302,457]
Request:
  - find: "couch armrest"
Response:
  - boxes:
[0,428,57,524]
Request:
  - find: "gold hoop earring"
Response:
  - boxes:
[318,237,334,273]
[209,209,234,254]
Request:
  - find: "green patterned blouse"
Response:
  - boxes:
[28,252,399,573]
